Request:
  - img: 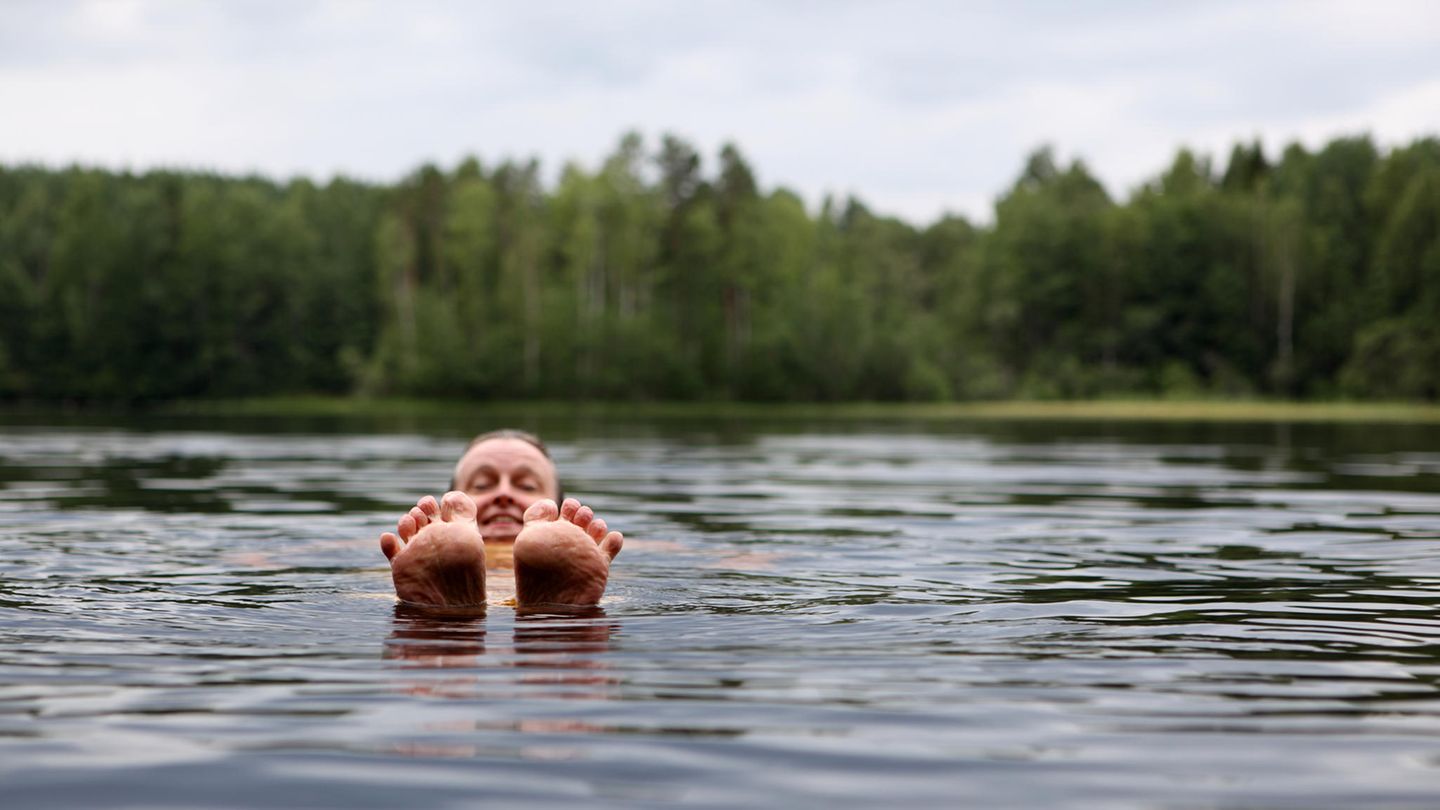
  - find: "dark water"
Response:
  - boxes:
[4,414,1440,808]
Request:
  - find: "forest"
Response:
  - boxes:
[0,132,1437,404]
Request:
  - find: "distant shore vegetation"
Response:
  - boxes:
[156,397,1440,425]
[1,132,1437,404]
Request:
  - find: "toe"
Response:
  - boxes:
[380,531,403,560]
[440,490,477,522]
[398,513,418,542]
[524,498,559,523]
[586,517,607,541]
[573,505,594,530]
[409,506,430,530]
[560,498,581,521]
[417,495,439,517]
[600,531,623,561]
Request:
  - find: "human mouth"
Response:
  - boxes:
[481,514,523,534]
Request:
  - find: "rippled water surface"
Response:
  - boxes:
[4,414,1440,808]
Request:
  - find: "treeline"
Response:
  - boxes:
[1,132,1438,403]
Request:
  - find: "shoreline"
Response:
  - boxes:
[140,397,1440,424]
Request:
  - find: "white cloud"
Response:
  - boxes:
[0,0,1436,223]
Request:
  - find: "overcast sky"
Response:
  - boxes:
[3,0,1438,223]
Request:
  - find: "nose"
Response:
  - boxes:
[491,480,515,505]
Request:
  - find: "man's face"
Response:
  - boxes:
[452,438,560,542]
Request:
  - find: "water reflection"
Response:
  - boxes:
[384,604,490,665]
[384,604,619,693]
[382,605,622,757]
[384,604,617,668]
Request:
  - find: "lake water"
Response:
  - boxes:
[3,413,1440,808]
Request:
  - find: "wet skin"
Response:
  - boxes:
[379,438,623,608]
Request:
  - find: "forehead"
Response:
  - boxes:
[454,438,555,480]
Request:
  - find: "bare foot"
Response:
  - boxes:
[513,498,623,608]
[380,492,487,607]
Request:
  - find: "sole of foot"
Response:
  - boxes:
[381,491,488,607]
[513,497,623,608]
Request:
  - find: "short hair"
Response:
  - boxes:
[449,429,563,501]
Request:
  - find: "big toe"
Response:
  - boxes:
[524,499,559,523]
[440,491,478,522]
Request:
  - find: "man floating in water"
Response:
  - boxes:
[379,430,623,608]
